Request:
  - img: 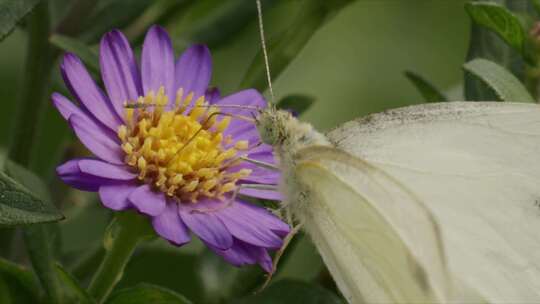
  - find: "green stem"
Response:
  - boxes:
[7,2,65,303]
[22,225,63,303]
[8,2,55,165]
[87,212,154,303]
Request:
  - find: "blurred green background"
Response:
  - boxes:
[0,0,471,302]
[0,0,470,174]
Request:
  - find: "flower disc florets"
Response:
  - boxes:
[119,86,251,202]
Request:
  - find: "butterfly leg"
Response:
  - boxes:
[239,156,280,171]
[257,222,304,292]
[228,183,279,205]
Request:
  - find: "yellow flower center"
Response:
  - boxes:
[117,86,252,203]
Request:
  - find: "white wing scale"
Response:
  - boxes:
[322,102,540,303]
[292,147,452,303]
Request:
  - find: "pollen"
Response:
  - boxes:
[119,86,251,203]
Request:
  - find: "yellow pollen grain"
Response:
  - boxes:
[189,96,206,120]
[118,87,254,203]
[234,140,249,150]
[175,88,184,108]
[220,182,236,194]
[216,116,231,133]
[122,143,133,154]
[118,125,127,141]
[125,108,134,124]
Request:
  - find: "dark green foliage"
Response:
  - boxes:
[0,0,41,41]
[277,94,316,115]
[0,161,62,226]
[463,58,534,102]
[232,280,344,304]
[465,2,532,63]
[50,34,99,74]
[404,71,448,103]
[107,283,192,304]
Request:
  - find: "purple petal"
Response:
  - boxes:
[100,30,142,117]
[61,53,122,130]
[69,115,124,165]
[239,187,282,201]
[216,203,283,249]
[205,87,220,103]
[128,184,166,216]
[255,247,273,273]
[222,126,256,149]
[231,200,290,237]
[233,163,280,185]
[213,89,266,116]
[180,197,227,213]
[78,159,136,180]
[208,239,273,272]
[248,143,274,155]
[175,44,212,99]
[224,122,259,143]
[141,25,175,101]
[152,202,191,246]
[207,239,256,266]
[99,182,137,210]
[57,159,112,191]
[51,93,92,123]
[179,209,233,250]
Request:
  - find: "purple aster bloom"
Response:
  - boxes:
[53,25,289,272]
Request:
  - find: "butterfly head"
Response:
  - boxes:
[255,107,294,146]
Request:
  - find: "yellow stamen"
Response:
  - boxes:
[118,87,253,203]
[234,140,249,150]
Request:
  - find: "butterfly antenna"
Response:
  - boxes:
[256,0,275,104]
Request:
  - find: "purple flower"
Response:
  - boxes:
[53,25,289,272]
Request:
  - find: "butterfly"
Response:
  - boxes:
[255,101,540,303]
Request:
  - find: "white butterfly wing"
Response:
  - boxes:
[293,147,455,303]
[327,102,540,303]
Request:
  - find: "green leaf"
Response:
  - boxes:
[0,165,63,226]
[106,283,192,304]
[0,0,42,42]
[463,2,515,101]
[0,273,39,304]
[533,0,540,16]
[3,158,51,203]
[232,280,344,304]
[277,94,315,115]
[464,2,533,64]
[23,225,64,303]
[168,0,273,49]
[404,71,447,103]
[240,0,353,92]
[463,58,535,102]
[50,34,99,74]
[55,263,95,304]
[79,0,153,43]
[0,257,41,301]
